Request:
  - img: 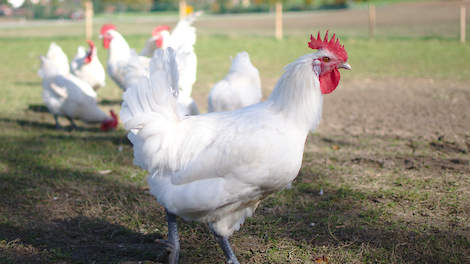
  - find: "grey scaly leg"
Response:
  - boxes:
[156,209,180,264]
[66,116,78,130]
[53,115,62,130]
[167,210,180,264]
[210,227,240,264]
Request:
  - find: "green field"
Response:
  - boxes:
[1,2,470,263]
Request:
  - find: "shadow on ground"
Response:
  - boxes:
[0,119,469,263]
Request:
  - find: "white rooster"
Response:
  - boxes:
[120,32,351,264]
[39,53,118,131]
[70,40,106,90]
[208,51,262,112]
[38,42,69,78]
[100,24,140,91]
[140,12,201,115]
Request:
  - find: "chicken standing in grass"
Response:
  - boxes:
[100,24,150,91]
[208,51,262,112]
[70,40,106,90]
[140,12,201,115]
[39,52,118,131]
[121,32,350,264]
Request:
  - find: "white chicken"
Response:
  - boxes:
[208,51,262,112]
[140,12,201,115]
[39,53,118,131]
[70,40,106,90]
[38,42,69,78]
[100,24,143,91]
[120,32,351,264]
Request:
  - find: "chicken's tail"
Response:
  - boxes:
[120,48,181,170]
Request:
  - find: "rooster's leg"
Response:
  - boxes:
[155,209,180,264]
[53,115,62,130]
[210,228,240,264]
[65,116,78,130]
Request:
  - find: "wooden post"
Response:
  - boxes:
[84,1,93,41]
[369,3,376,39]
[275,1,283,40]
[461,5,466,43]
[179,0,187,19]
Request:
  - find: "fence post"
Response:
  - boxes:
[369,3,376,39]
[179,0,187,19]
[461,5,466,43]
[85,1,93,41]
[275,1,283,40]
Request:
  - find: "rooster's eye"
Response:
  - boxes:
[322,57,330,62]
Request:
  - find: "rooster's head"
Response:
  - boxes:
[100,24,116,49]
[308,31,351,94]
[152,25,171,48]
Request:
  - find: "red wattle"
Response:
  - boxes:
[319,68,341,94]
[103,38,111,49]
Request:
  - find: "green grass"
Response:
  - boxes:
[0,26,469,263]
[1,34,469,115]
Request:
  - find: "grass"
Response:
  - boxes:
[1,8,470,264]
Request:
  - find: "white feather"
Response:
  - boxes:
[208,51,262,112]
[122,48,328,237]
[39,55,109,123]
[38,42,69,78]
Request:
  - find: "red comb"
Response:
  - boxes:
[308,31,348,62]
[100,24,116,35]
[152,25,171,36]
[84,40,94,64]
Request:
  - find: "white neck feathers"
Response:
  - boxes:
[268,54,323,132]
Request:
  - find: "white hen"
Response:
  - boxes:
[140,12,201,115]
[121,32,351,264]
[100,24,167,98]
[208,51,262,112]
[70,40,106,90]
[39,54,118,131]
[38,42,69,78]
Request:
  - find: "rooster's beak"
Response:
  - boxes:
[338,62,351,70]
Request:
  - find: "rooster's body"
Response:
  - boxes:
[208,51,262,112]
[121,32,350,263]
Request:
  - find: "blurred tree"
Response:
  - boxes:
[101,0,153,12]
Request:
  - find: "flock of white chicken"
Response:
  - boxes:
[38,11,351,264]
[38,11,261,131]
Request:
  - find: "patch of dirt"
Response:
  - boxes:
[319,77,470,143]
[394,156,470,172]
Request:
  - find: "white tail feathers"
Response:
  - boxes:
[121,48,181,133]
[120,48,182,172]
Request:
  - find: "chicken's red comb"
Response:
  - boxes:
[100,24,116,35]
[85,40,95,64]
[152,25,171,36]
[308,31,348,62]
